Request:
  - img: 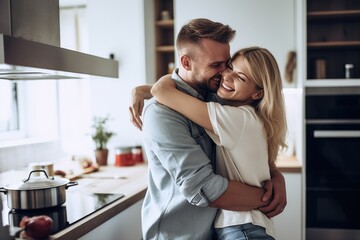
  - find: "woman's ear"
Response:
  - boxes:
[180,55,191,70]
[252,90,263,100]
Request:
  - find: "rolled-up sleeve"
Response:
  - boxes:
[143,101,228,207]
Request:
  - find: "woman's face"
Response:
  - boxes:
[217,56,260,106]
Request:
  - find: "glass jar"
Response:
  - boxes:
[115,147,134,166]
[131,146,144,163]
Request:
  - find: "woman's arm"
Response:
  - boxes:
[151,75,213,131]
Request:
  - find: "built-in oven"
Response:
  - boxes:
[306,87,360,240]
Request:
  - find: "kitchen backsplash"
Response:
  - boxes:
[0,141,64,173]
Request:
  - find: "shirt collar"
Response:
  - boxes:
[171,69,205,101]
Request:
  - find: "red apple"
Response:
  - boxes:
[24,215,53,239]
[19,216,30,228]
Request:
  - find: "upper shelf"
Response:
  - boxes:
[156,45,175,52]
[307,41,360,48]
[307,9,360,19]
[156,19,174,28]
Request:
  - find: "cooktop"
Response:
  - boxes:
[1,192,124,238]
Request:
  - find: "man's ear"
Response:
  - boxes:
[252,90,263,100]
[180,55,191,70]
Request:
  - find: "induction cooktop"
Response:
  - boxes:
[1,192,124,238]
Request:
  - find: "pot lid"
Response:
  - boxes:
[5,170,69,190]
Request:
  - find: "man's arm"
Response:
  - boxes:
[259,164,287,218]
[209,181,269,211]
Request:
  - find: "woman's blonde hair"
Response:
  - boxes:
[231,47,288,164]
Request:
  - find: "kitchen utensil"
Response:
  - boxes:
[28,162,54,176]
[0,170,78,210]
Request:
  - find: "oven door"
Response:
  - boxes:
[306,121,360,239]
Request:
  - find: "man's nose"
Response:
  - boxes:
[219,63,227,72]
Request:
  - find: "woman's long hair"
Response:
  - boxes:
[231,47,288,165]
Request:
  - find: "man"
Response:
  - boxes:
[129,18,286,239]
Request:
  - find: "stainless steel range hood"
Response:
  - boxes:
[0,0,118,80]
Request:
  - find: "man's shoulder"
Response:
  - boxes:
[143,99,187,122]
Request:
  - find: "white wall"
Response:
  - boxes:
[174,0,297,89]
[80,0,147,163]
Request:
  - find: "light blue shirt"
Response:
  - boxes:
[141,70,228,240]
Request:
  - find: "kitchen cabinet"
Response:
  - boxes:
[306,0,360,81]
[154,0,175,80]
[273,172,302,240]
[78,200,143,240]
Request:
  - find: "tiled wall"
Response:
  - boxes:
[0,141,64,173]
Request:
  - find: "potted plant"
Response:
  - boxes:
[91,115,115,166]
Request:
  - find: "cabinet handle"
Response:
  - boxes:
[313,130,360,138]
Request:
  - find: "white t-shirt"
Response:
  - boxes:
[206,101,275,239]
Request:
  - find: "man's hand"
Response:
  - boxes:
[259,168,287,218]
[129,85,153,130]
[209,181,270,211]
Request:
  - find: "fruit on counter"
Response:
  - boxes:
[20,215,53,239]
[54,169,67,177]
[81,158,93,168]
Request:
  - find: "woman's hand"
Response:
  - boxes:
[129,85,153,130]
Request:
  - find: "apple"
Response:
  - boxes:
[19,216,30,228]
[22,215,53,239]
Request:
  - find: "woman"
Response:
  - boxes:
[151,46,288,240]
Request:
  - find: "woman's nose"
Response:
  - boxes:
[221,68,232,78]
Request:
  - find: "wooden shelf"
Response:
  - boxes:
[154,0,174,80]
[307,41,360,48]
[308,9,360,19]
[306,0,360,80]
[156,19,174,28]
[156,45,175,52]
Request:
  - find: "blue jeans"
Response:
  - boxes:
[215,223,274,240]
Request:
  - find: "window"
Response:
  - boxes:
[0,4,90,148]
[0,81,19,132]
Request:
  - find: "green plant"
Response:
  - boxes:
[91,116,115,150]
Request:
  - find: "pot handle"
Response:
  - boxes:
[65,181,78,189]
[0,187,7,195]
[23,170,54,182]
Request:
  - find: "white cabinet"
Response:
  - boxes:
[78,200,143,240]
[273,172,302,240]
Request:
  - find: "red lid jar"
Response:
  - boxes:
[131,146,144,163]
[115,147,134,166]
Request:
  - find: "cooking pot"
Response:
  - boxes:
[0,170,78,210]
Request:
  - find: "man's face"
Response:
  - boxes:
[189,39,231,93]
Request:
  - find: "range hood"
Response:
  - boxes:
[0,0,118,80]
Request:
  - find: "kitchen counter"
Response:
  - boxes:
[0,154,301,239]
[276,155,302,173]
[50,164,148,240]
[0,164,148,240]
